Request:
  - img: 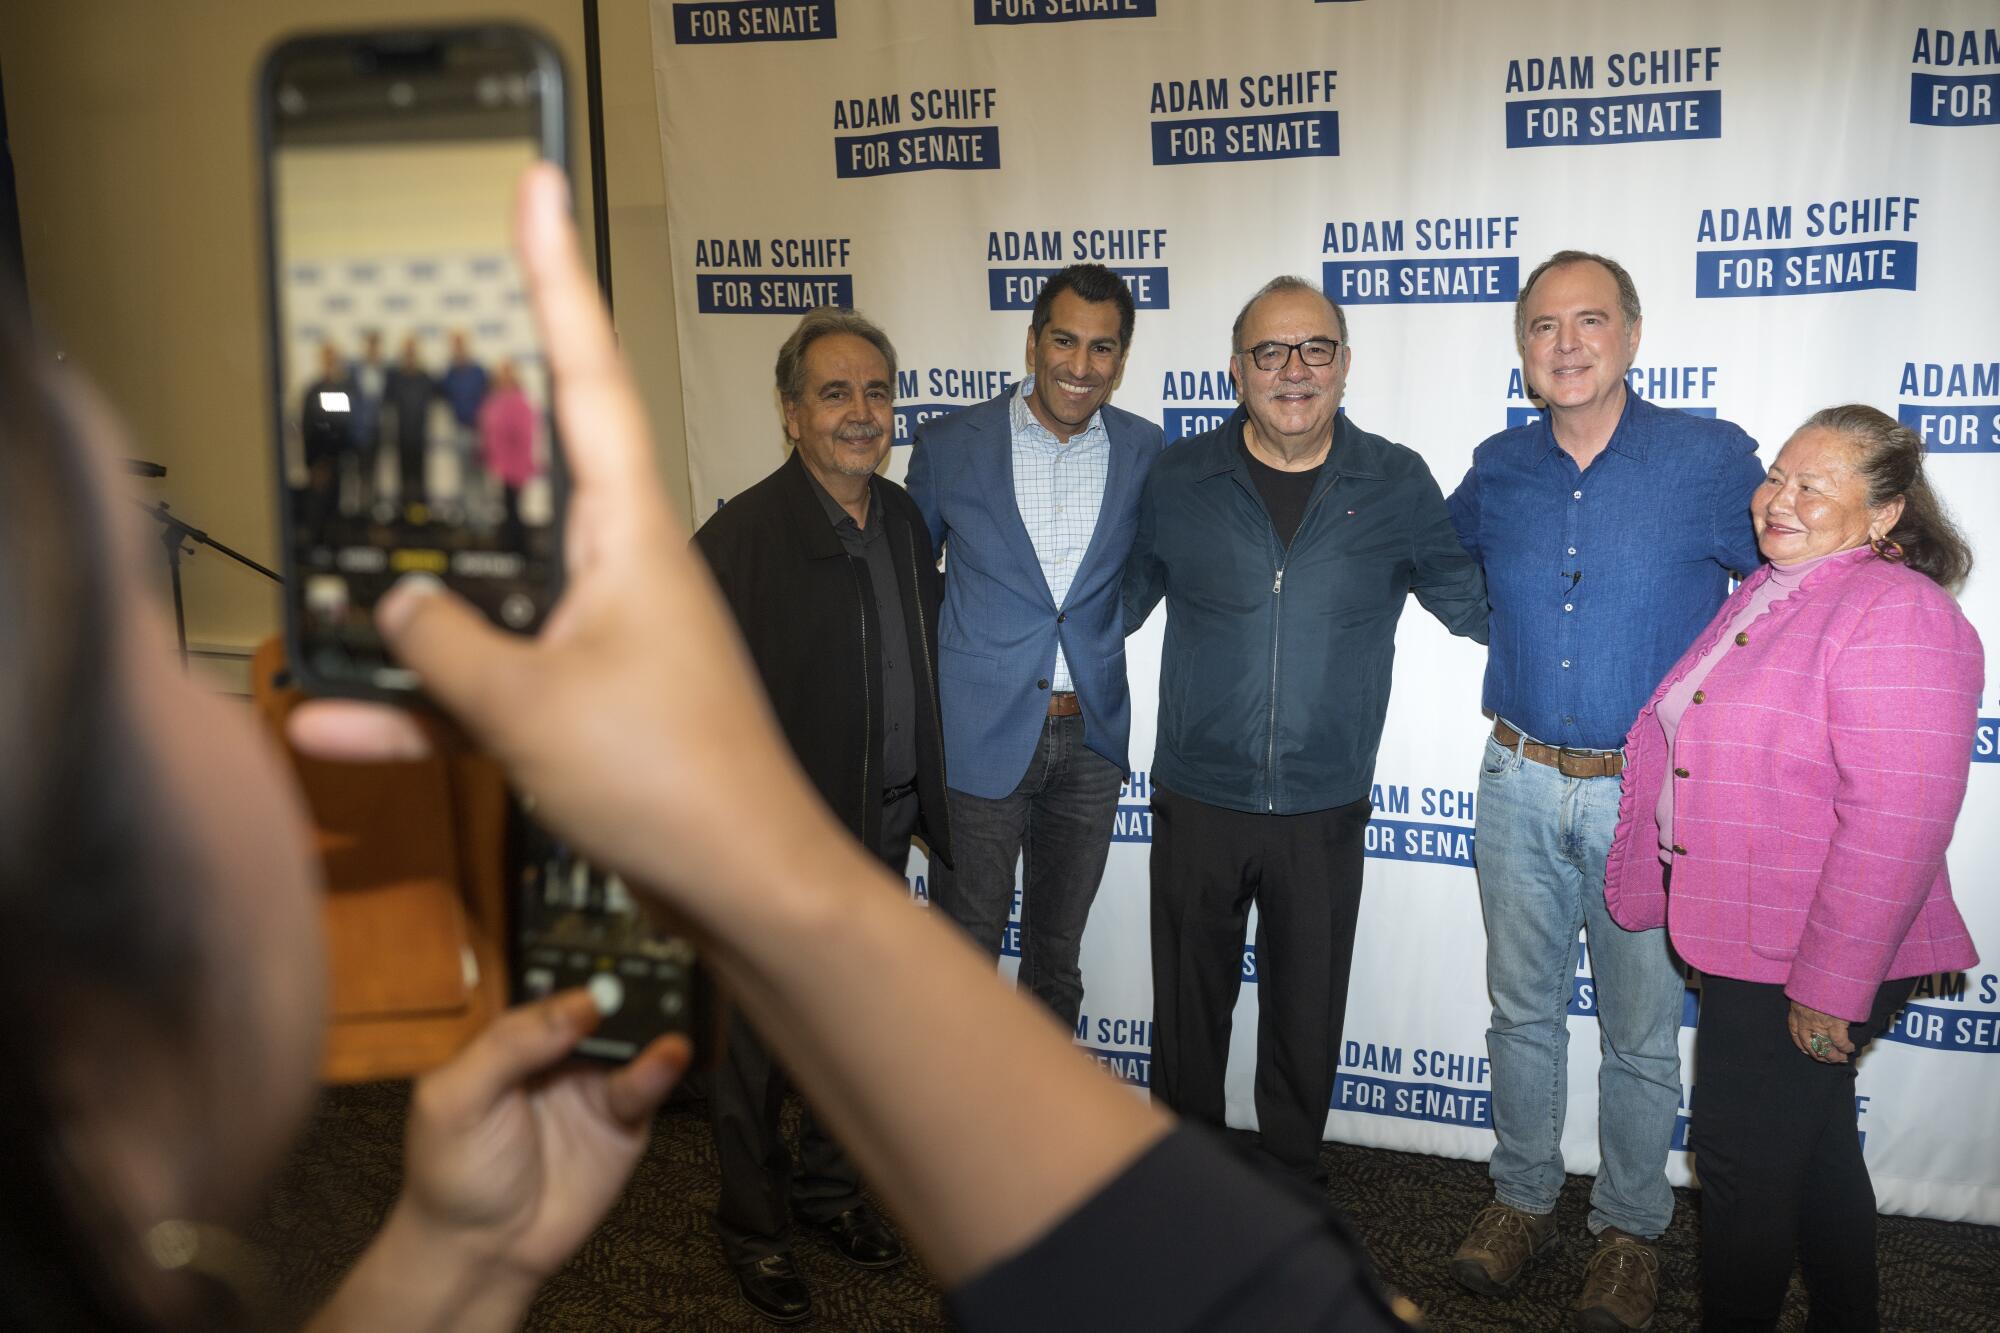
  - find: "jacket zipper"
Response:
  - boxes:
[1264,485,1335,812]
[900,524,950,847]
[853,556,872,833]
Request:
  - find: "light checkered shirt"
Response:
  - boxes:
[1010,377,1110,692]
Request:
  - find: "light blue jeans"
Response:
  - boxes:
[1475,732,1683,1238]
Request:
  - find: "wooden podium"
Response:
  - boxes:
[250,638,509,1083]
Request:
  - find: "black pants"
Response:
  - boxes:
[1693,974,1916,1331]
[1149,786,1371,1183]
[708,789,919,1262]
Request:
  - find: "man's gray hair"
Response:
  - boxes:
[774,307,899,403]
[1229,276,1349,354]
[1514,251,1642,348]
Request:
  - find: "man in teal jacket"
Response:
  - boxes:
[1123,276,1487,1184]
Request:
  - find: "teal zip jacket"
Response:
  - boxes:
[1122,408,1488,815]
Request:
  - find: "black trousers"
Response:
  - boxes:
[1149,786,1371,1183]
[1693,973,1916,1332]
[707,789,919,1263]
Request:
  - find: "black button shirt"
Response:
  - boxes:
[804,470,917,791]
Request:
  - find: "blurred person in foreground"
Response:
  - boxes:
[1602,405,1982,1332]
[0,164,1416,1332]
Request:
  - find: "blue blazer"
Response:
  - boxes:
[906,390,1163,800]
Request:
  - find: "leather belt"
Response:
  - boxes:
[1047,691,1081,718]
[1492,719,1624,778]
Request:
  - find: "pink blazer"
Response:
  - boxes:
[1604,548,1983,1021]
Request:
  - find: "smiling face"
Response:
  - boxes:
[1754,426,1904,564]
[1233,286,1349,457]
[1024,288,1127,442]
[1518,259,1641,421]
[782,331,893,485]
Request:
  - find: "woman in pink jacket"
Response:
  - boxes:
[1603,404,1982,1331]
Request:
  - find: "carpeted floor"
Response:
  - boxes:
[252,1082,2000,1331]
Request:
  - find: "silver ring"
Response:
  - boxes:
[1809,1032,1832,1057]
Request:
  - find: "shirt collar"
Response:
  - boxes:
[1011,376,1110,452]
[1199,407,1387,481]
[800,462,874,533]
[1536,388,1652,464]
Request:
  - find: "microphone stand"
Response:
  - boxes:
[134,500,284,671]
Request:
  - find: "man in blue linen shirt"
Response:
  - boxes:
[1445,251,1764,1332]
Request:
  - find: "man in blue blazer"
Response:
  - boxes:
[906,264,1163,1031]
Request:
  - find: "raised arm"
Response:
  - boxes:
[292,165,1170,1290]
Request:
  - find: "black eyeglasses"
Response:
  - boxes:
[1237,339,1344,372]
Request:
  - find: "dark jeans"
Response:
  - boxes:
[929,713,1122,1032]
[1693,973,1916,1332]
[1149,786,1371,1184]
[707,790,918,1262]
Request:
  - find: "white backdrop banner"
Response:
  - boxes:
[648,0,2000,1224]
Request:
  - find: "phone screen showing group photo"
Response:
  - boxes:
[267,35,562,692]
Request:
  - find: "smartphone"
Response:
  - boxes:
[259,26,567,698]
[259,28,721,1067]
[511,809,726,1068]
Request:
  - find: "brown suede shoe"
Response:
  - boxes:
[1451,1200,1558,1295]
[1573,1228,1659,1331]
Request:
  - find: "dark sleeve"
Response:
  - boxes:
[1408,457,1489,645]
[948,1126,1416,1333]
[1121,465,1167,635]
[1444,454,1480,561]
[1708,424,1766,576]
[692,509,752,628]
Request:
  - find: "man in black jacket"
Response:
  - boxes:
[1123,277,1487,1187]
[693,307,951,1324]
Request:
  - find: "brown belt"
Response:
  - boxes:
[1047,691,1081,718]
[1492,720,1624,778]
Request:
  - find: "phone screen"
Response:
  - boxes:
[264,31,564,693]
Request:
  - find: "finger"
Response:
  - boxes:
[374,575,538,743]
[288,699,438,763]
[422,990,603,1122]
[513,164,655,509]
[1830,1025,1857,1055]
[602,1033,693,1126]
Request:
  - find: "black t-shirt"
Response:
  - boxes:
[1240,439,1322,549]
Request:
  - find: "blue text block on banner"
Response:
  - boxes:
[695,272,854,314]
[1694,241,1917,297]
[973,0,1154,22]
[1325,257,1519,305]
[1165,406,1235,441]
[1898,402,2000,451]
[671,0,836,43]
[1910,73,2000,126]
[834,127,1000,177]
[1332,1073,1491,1125]
[1151,111,1338,165]
[1974,717,1999,762]
[1879,1001,2000,1052]
[1505,90,1721,147]
[1363,817,1476,865]
[987,266,1169,310]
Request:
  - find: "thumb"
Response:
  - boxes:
[420,990,602,1124]
[377,574,537,739]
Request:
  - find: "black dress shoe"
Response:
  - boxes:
[811,1205,905,1269]
[733,1252,812,1324]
